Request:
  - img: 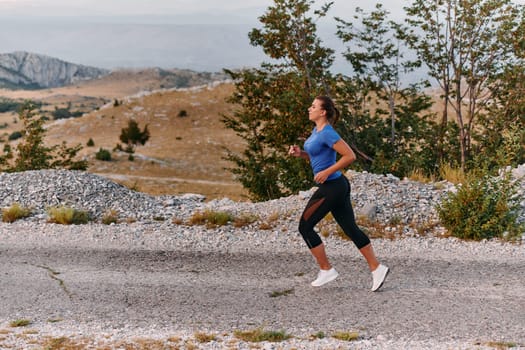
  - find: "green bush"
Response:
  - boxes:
[8,131,22,141]
[86,138,95,147]
[436,171,524,241]
[95,148,111,161]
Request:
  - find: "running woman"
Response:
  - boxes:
[288,95,389,291]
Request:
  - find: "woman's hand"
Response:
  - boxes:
[314,169,330,184]
[288,145,302,157]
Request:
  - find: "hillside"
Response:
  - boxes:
[0,68,248,201]
[44,82,248,200]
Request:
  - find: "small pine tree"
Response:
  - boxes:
[95,148,111,161]
[119,119,150,154]
[0,101,88,172]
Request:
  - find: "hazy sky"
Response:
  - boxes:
[0,0,410,21]
[0,0,523,72]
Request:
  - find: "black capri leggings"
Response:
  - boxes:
[298,175,370,250]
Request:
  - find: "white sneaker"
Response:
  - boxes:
[371,264,389,292]
[311,268,339,287]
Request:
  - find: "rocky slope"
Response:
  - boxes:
[0,51,109,89]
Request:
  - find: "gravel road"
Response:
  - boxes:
[1,222,524,349]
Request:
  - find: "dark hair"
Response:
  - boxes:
[316,95,339,125]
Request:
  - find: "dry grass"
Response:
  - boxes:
[439,162,466,184]
[101,209,119,225]
[9,319,31,327]
[188,209,234,228]
[47,206,91,225]
[193,331,217,343]
[2,202,32,223]
[233,327,292,342]
[331,331,360,341]
[481,341,519,349]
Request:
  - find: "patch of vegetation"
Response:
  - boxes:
[439,163,466,184]
[0,101,88,171]
[331,331,359,341]
[233,212,259,227]
[0,98,22,113]
[117,118,150,155]
[269,288,294,298]
[310,331,326,339]
[437,170,524,241]
[95,148,112,161]
[481,341,519,349]
[189,209,234,228]
[193,332,217,343]
[2,202,32,223]
[86,138,95,147]
[9,319,31,327]
[47,206,91,225]
[8,130,22,141]
[52,104,83,120]
[234,327,292,342]
[101,209,119,225]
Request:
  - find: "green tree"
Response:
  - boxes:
[0,101,87,172]
[475,7,525,169]
[404,0,522,171]
[335,4,437,177]
[223,0,336,201]
[118,119,150,154]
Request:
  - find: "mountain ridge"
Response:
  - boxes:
[0,51,109,89]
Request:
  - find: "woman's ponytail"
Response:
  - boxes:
[315,95,339,125]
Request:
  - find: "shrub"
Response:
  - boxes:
[86,138,95,147]
[95,148,112,161]
[436,170,524,241]
[2,203,32,223]
[311,331,325,339]
[0,98,21,113]
[47,206,91,225]
[8,131,22,141]
[178,109,188,117]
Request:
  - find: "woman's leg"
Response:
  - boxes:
[299,186,340,286]
[330,177,389,291]
[310,243,331,270]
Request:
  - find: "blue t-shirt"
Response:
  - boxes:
[303,124,342,182]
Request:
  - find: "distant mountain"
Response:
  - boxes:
[0,51,109,89]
